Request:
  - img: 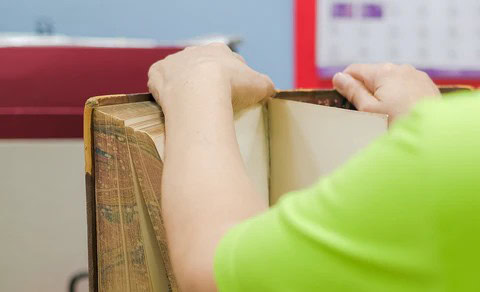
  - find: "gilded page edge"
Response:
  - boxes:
[84,93,153,292]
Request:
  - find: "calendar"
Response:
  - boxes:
[316,0,480,78]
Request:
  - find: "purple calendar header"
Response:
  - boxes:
[362,4,383,18]
[332,3,353,18]
[332,2,383,19]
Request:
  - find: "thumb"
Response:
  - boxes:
[333,72,379,112]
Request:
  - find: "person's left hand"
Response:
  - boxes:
[333,63,440,123]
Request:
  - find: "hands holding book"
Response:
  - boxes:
[333,63,441,123]
[146,45,441,291]
[85,43,474,292]
[148,43,440,124]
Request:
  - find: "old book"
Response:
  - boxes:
[84,87,468,291]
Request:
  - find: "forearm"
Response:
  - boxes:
[162,85,267,290]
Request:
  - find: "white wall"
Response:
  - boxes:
[0,140,88,291]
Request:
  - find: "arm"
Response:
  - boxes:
[147,43,274,291]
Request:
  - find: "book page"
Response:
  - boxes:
[126,125,171,291]
[153,103,270,203]
[133,128,178,291]
[233,104,270,202]
[93,112,129,291]
[110,116,153,291]
[268,98,387,204]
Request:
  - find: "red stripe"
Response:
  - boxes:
[0,115,83,139]
[0,107,84,115]
[296,0,324,88]
[0,46,182,138]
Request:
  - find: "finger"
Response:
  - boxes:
[259,73,276,98]
[333,72,379,112]
[207,42,231,52]
[232,66,275,111]
[147,79,161,101]
[232,52,246,64]
[147,67,163,103]
[238,70,275,101]
[239,62,275,97]
[183,45,197,51]
[344,63,394,92]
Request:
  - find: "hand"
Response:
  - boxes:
[332,63,441,123]
[148,43,275,115]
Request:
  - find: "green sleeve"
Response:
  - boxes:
[214,92,480,292]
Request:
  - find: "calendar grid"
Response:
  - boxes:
[316,0,480,78]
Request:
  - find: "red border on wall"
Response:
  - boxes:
[0,46,181,138]
[294,0,480,89]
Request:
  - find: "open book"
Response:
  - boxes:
[83,88,465,291]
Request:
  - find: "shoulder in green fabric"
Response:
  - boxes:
[214,91,480,292]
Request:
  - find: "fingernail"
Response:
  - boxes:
[333,72,348,88]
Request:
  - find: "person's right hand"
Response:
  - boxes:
[148,43,275,116]
[332,63,441,124]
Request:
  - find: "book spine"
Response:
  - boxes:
[84,103,98,292]
[93,111,129,291]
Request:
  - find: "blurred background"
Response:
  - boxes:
[0,0,293,88]
[0,1,291,291]
[1,0,479,291]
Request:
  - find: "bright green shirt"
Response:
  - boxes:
[214,91,480,291]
